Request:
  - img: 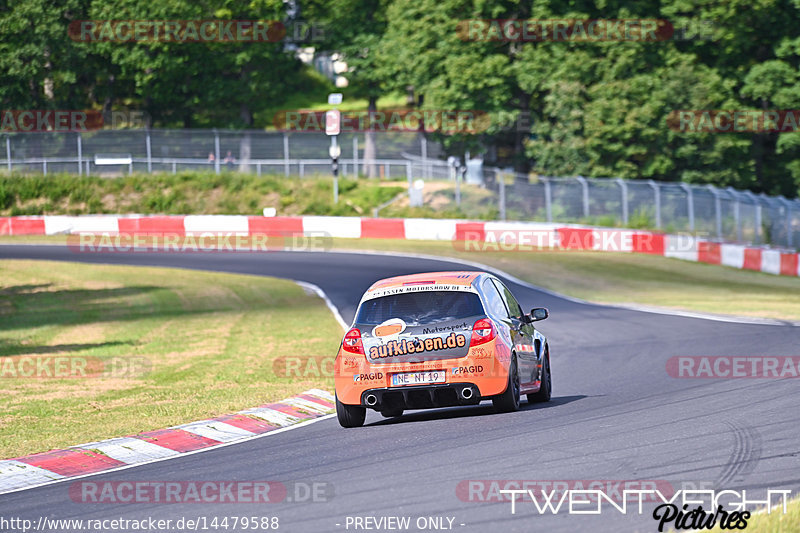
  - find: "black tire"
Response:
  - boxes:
[493,356,520,413]
[527,350,552,403]
[380,408,404,418]
[336,394,366,428]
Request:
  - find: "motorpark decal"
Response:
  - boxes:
[368,332,468,359]
[422,321,470,334]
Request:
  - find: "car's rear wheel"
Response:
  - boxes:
[380,408,404,418]
[527,350,552,403]
[493,356,520,413]
[336,394,366,428]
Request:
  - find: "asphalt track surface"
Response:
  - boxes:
[1,244,799,532]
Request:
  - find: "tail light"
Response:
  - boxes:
[342,328,364,355]
[470,318,496,347]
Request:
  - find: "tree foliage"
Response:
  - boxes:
[1,0,799,196]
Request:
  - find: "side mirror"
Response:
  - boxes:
[530,307,549,322]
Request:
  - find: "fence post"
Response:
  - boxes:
[615,178,628,225]
[77,133,83,176]
[576,176,589,218]
[406,161,412,189]
[727,187,742,242]
[145,130,152,173]
[353,136,358,178]
[455,164,461,207]
[421,136,429,179]
[751,193,762,244]
[784,198,794,248]
[680,183,695,231]
[648,180,661,229]
[707,185,722,239]
[43,160,47,176]
[498,169,506,221]
[543,177,552,222]
[214,129,220,175]
[283,132,289,177]
[5,135,11,173]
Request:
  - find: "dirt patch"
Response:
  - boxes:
[49,323,108,347]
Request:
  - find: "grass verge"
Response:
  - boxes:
[0,172,405,217]
[0,260,341,459]
[706,499,800,532]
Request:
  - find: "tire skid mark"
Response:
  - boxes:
[716,420,763,487]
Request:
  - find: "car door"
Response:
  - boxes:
[491,279,538,389]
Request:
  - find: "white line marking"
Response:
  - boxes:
[282,398,334,414]
[175,420,256,442]
[71,437,179,464]
[295,280,349,330]
[0,461,64,493]
[238,407,302,426]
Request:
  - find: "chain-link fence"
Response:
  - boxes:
[1,129,448,180]
[483,170,800,249]
[2,129,799,249]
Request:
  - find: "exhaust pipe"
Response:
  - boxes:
[460,387,474,400]
[365,394,378,406]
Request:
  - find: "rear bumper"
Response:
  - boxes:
[335,337,513,405]
[361,383,481,410]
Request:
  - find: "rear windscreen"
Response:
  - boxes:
[356,291,484,326]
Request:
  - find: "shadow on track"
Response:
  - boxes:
[366,394,589,426]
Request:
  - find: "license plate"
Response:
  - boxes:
[390,370,446,386]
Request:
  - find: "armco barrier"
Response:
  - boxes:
[0,215,798,278]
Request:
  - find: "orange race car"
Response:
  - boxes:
[334,271,551,427]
